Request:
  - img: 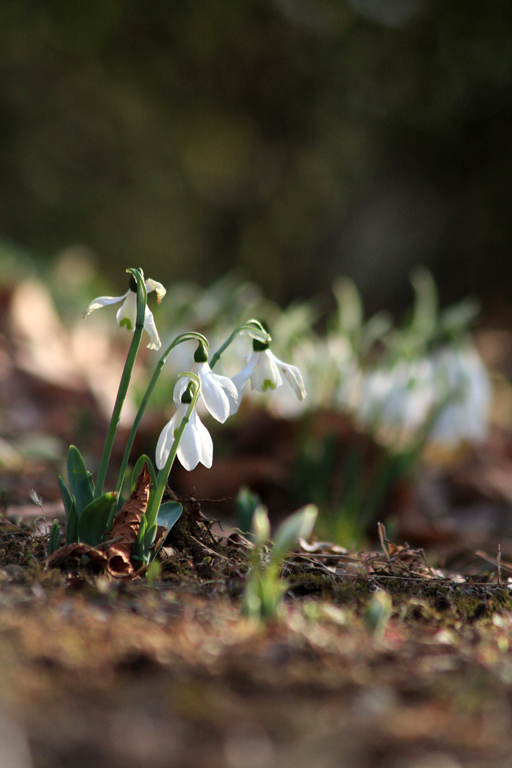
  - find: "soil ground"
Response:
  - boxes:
[2,505,512,768]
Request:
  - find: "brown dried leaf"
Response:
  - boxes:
[46,542,108,569]
[106,463,152,577]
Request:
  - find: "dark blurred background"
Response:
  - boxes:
[1,0,512,311]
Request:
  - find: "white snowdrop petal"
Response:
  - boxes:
[251,351,281,392]
[274,356,307,400]
[195,413,214,468]
[143,305,161,350]
[178,422,202,471]
[155,413,179,470]
[145,278,166,302]
[116,292,138,331]
[82,292,128,319]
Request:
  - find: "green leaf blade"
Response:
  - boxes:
[67,446,94,516]
[78,492,117,546]
[156,501,183,531]
[65,503,79,545]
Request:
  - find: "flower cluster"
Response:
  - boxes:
[156,340,306,471]
[83,277,306,474]
[357,345,491,447]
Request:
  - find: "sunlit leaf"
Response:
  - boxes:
[156,501,183,531]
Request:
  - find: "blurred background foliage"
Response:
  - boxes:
[1,0,512,308]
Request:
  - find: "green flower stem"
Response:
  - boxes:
[209,320,270,369]
[114,332,208,506]
[145,373,201,529]
[94,268,146,499]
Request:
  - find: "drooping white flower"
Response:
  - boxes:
[155,403,213,471]
[230,348,306,415]
[429,346,491,445]
[82,277,166,350]
[173,362,238,423]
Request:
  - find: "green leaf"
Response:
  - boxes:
[58,476,74,520]
[156,501,183,531]
[67,446,94,516]
[410,266,438,341]
[132,515,148,562]
[65,503,79,545]
[333,278,363,336]
[48,520,61,556]
[272,505,318,564]
[143,523,158,551]
[78,492,117,546]
[131,455,157,491]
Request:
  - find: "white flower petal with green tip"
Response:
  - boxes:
[155,404,213,471]
[250,350,282,393]
[229,349,306,413]
[174,363,238,422]
[178,409,213,470]
[83,276,164,350]
[116,291,137,331]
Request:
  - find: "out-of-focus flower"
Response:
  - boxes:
[429,346,491,445]
[155,403,213,471]
[82,278,166,350]
[356,344,491,448]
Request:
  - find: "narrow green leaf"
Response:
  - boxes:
[48,520,61,556]
[132,516,148,562]
[58,476,74,520]
[78,492,117,546]
[67,445,94,516]
[272,505,318,564]
[131,455,157,491]
[65,503,79,545]
[156,501,183,531]
[410,266,438,340]
[143,523,158,553]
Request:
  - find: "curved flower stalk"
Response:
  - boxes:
[83,276,166,350]
[209,319,271,369]
[145,373,202,532]
[230,339,306,415]
[93,268,151,497]
[114,332,209,503]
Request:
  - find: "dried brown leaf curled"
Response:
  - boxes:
[46,463,152,578]
[46,542,108,569]
[106,463,152,577]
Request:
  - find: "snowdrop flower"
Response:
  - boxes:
[173,344,238,423]
[230,341,306,415]
[156,402,213,471]
[82,276,166,350]
[429,345,491,445]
